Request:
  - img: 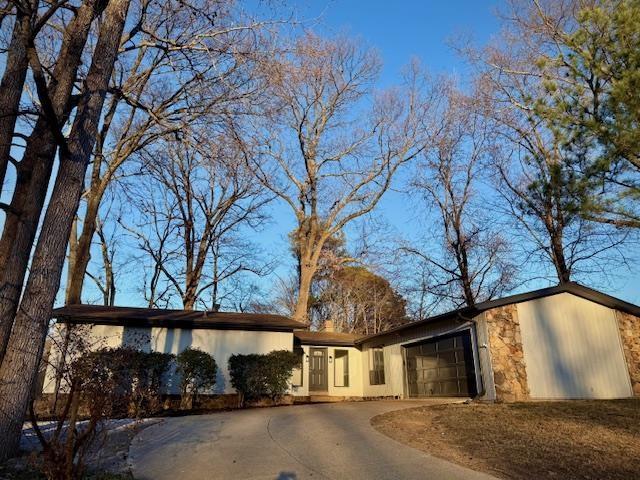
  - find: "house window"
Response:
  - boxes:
[369,347,385,385]
[334,350,349,387]
[291,347,304,386]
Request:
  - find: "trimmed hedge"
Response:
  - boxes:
[228,350,299,406]
[176,347,217,407]
[75,347,174,416]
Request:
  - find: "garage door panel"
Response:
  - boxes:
[439,366,457,378]
[423,369,437,380]
[404,331,477,397]
[421,343,436,354]
[441,381,460,395]
[439,337,455,349]
[438,351,457,364]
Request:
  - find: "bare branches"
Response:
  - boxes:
[122,127,272,310]
[66,0,278,303]
[405,82,516,309]
[247,34,436,321]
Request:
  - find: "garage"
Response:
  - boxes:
[404,331,477,397]
[516,293,633,399]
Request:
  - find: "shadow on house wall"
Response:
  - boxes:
[122,326,152,352]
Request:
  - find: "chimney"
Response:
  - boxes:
[322,320,334,332]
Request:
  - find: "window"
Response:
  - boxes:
[369,347,385,385]
[334,350,349,387]
[291,347,304,386]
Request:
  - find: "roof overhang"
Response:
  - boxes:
[293,331,361,347]
[52,305,306,332]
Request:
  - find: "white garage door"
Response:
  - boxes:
[517,293,632,399]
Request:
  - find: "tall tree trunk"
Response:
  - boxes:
[65,93,119,304]
[0,0,130,459]
[65,195,101,304]
[550,231,571,283]
[96,218,116,306]
[0,9,31,194]
[457,243,475,307]
[0,0,107,363]
[66,215,79,300]
[293,256,316,323]
[65,156,105,303]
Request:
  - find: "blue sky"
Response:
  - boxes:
[299,0,501,81]
[252,0,640,306]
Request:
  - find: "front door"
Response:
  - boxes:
[309,348,328,392]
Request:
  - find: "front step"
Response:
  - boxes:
[309,395,346,403]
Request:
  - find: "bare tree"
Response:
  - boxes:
[85,216,118,306]
[0,0,131,460]
[0,0,109,363]
[124,131,271,310]
[64,0,274,305]
[404,83,515,308]
[247,34,436,322]
[208,234,274,311]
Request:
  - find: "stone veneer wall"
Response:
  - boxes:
[484,305,530,402]
[615,310,640,397]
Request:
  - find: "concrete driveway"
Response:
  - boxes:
[129,400,496,480]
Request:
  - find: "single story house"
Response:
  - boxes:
[43,282,640,402]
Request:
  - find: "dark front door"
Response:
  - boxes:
[309,348,328,392]
[404,331,477,397]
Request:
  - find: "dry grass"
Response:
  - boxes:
[371,400,640,480]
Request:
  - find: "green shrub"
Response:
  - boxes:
[71,347,175,416]
[228,350,299,406]
[76,347,174,416]
[176,348,217,407]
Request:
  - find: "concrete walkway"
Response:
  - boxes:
[129,400,496,480]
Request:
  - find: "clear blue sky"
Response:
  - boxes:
[299,0,501,82]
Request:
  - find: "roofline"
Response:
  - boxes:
[52,305,307,331]
[57,316,300,333]
[355,282,640,345]
[294,338,357,347]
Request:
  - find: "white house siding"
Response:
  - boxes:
[360,344,399,398]
[292,346,363,397]
[43,324,293,395]
[517,293,633,399]
[42,324,126,394]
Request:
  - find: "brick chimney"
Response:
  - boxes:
[322,320,334,332]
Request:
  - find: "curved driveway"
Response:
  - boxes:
[129,400,495,480]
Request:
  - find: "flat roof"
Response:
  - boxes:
[52,304,307,332]
[294,330,363,347]
[355,282,640,345]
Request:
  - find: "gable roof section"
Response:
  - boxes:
[52,304,306,332]
[294,330,362,347]
[356,282,640,345]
